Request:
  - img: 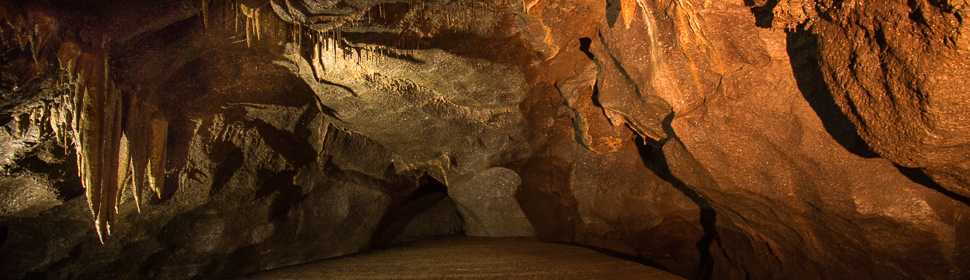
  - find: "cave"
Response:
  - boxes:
[1,0,969,279]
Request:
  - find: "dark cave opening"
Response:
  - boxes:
[0,226,7,248]
[369,173,450,247]
[412,173,449,199]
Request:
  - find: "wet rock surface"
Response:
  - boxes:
[0,0,969,280]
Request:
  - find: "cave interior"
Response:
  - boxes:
[1,0,970,279]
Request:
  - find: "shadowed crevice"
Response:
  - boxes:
[207,143,244,197]
[579,37,596,60]
[895,164,970,208]
[784,24,880,159]
[556,241,677,274]
[369,173,448,248]
[747,0,782,28]
[0,226,7,248]
[633,113,717,280]
[254,169,304,223]
[605,0,622,28]
[782,24,970,206]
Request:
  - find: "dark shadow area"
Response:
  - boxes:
[747,0,781,28]
[13,143,84,201]
[591,83,603,107]
[0,226,7,248]
[895,165,970,208]
[151,115,199,203]
[506,156,582,243]
[365,2,412,26]
[254,169,304,223]
[605,0,622,28]
[223,105,318,168]
[369,173,448,247]
[579,37,595,60]
[412,173,448,198]
[22,242,84,280]
[0,22,58,127]
[907,0,929,25]
[633,114,717,280]
[557,241,677,275]
[208,144,244,197]
[784,25,880,158]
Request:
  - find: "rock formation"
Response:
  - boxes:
[0,0,967,279]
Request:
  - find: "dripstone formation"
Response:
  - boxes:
[1,0,968,279]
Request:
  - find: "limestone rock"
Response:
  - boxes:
[1,0,970,280]
[797,0,970,198]
[450,167,535,237]
[0,175,61,216]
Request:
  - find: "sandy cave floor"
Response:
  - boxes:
[227,236,685,280]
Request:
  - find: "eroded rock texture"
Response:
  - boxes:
[0,0,968,279]
[768,0,970,200]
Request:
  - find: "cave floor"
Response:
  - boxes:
[228,236,684,280]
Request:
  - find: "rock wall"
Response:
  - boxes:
[1,0,968,280]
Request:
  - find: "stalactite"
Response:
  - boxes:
[125,96,154,213]
[202,0,210,28]
[245,9,252,47]
[332,29,337,64]
[96,81,123,239]
[147,114,168,198]
[55,41,123,242]
[80,78,105,241]
[116,134,130,213]
[52,35,172,241]
[621,0,636,28]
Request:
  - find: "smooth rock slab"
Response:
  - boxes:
[230,236,684,280]
[450,167,535,237]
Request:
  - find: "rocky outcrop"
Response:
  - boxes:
[770,0,970,199]
[450,166,534,237]
[1,0,969,280]
[528,0,970,279]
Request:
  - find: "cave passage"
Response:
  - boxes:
[1,1,970,280]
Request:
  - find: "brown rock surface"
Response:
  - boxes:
[773,0,970,198]
[232,236,686,280]
[530,0,970,278]
[1,0,969,280]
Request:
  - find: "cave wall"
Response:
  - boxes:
[1,0,969,280]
